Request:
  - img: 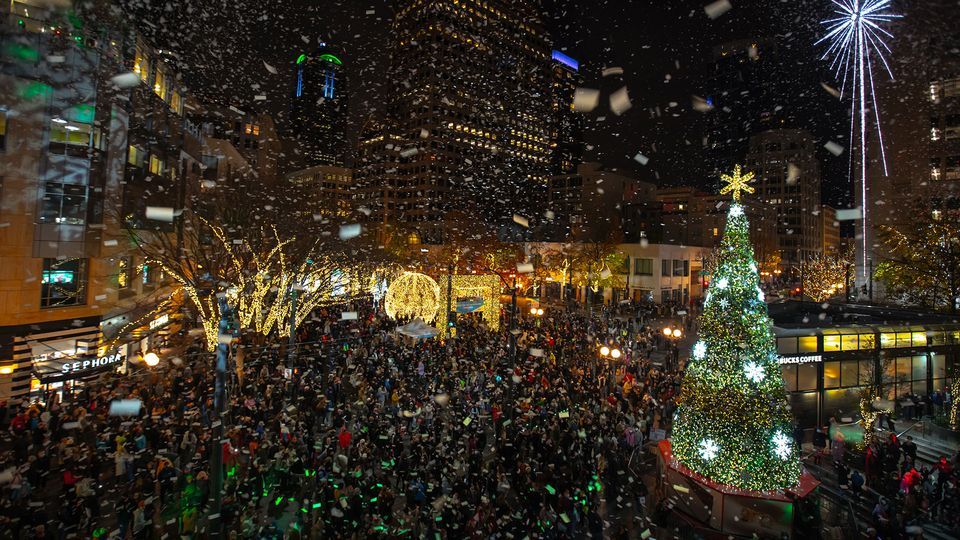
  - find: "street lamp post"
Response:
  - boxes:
[210,296,233,539]
[662,326,683,369]
[598,344,623,394]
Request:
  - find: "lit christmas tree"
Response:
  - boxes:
[671,165,801,491]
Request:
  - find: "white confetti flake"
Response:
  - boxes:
[109,399,141,417]
[744,361,765,383]
[399,147,419,158]
[262,60,278,74]
[254,94,267,101]
[787,163,800,184]
[47,55,65,63]
[202,180,216,189]
[573,88,600,112]
[145,206,175,222]
[633,153,650,166]
[516,262,534,274]
[692,95,714,112]
[512,214,529,228]
[820,82,841,98]
[704,0,732,19]
[836,207,863,221]
[698,439,719,461]
[110,72,140,88]
[601,66,624,77]
[824,141,845,156]
[610,86,632,116]
[338,223,362,240]
[340,311,358,321]
[103,239,118,247]
[772,432,792,460]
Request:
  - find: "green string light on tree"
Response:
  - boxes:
[670,165,801,492]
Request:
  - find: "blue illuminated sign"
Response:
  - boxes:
[552,50,579,71]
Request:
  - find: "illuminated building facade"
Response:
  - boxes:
[290,43,348,167]
[0,1,202,402]
[356,0,556,243]
[745,129,822,270]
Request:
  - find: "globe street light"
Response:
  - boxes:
[600,346,611,357]
[143,351,160,367]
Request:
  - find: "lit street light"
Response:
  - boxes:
[143,351,160,367]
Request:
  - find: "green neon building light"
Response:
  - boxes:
[318,53,343,65]
[296,53,307,64]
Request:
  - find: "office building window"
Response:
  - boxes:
[154,65,168,101]
[149,155,164,175]
[134,49,149,82]
[170,91,183,115]
[683,260,689,277]
[117,257,131,289]
[128,145,145,167]
[634,258,653,275]
[39,182,87,225]
[41,258,87,308]
[50,121,92,146]
[661,259,670,276]
[673,260,684,276]
[661,289,671,303]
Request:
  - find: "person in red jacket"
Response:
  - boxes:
[338,427,352,451]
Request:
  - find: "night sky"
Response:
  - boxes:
[126,0,858,206]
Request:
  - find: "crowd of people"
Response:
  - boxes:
[2,297,958,540]
[0,302,681,539]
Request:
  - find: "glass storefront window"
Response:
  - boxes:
[782,365,797,392]
[798,336,818,353]
[880,333,896,348]
[912,355,927,382]
[928,331,945,346]
[841,361,859,387]
[860,360,875,386]
[798,363,818,391]
[896,357,912,383]
[824,361,840,389]
[896,333,912,348]
[912,332,927,347]
[824,335,841,352]
[842,334,859,351]
[932,353,945,379]
[778,338,797,354]
[859,334,876,350]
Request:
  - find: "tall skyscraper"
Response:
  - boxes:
[356,0,556,243]
[549,50,584,176]
[745,129,822,269]
[701,38,784,187]
[289,42,348,168]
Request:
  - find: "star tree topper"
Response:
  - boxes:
[720,165,756,202]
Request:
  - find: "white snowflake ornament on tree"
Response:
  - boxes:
[699,439,719,461]
[693,341,707,360]
[715,277,729,290]
[772,431,792,460]
[744,361,765,383]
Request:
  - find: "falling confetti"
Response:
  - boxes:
[704,0,733,19]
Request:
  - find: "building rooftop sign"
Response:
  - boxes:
[551,50,579,72]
